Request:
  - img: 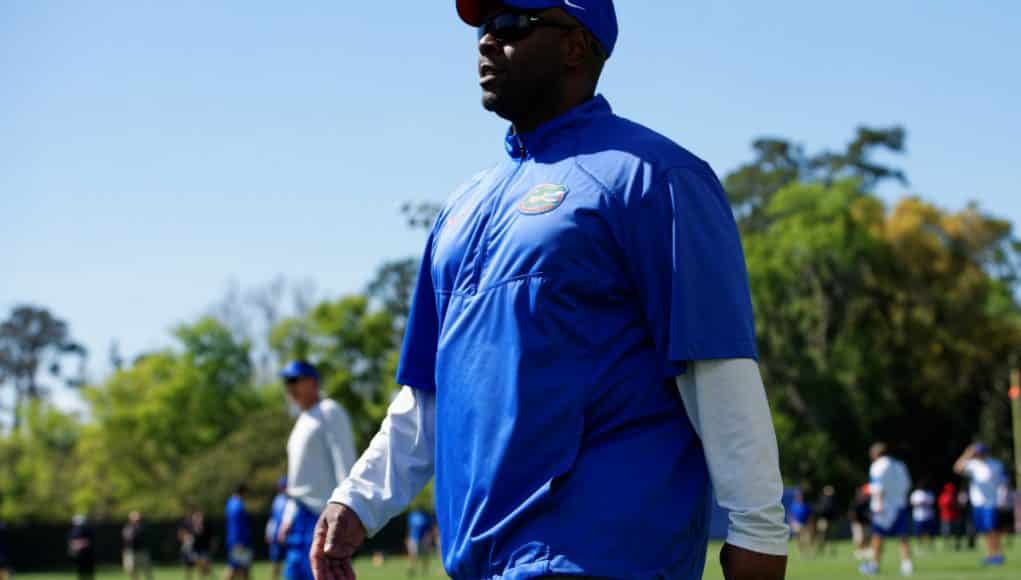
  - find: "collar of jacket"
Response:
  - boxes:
[503,94,612,160]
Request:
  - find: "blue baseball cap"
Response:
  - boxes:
[458,0,618,58]
[280,360,319,381]
[974,443,989,454]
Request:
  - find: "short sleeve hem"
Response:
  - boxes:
[395,370,436,393]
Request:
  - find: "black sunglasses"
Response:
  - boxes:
[284,376,300,386]
[478,12,577,43]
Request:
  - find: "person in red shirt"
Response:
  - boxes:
[938,483,963,551]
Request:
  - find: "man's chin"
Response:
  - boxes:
[481,91,499,111]
[481,93,514,121]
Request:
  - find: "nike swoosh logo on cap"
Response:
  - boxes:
[564,0,586,10]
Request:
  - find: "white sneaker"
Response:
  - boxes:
[900,559,914,576]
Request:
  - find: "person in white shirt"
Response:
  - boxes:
[909,486,936,549]
[277,360,356,580]
[861,442,913,576]
[954,443,1006,566]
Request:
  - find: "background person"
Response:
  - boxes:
[954,443,1007,566]
[861,443,913,576]
[937,482,963,551]
[957,486,977,550]
[813,485,838,557]
[909,484,937,551]
[179,511,198,580]
[224,483,254,580]
[850,484,873,560]
[266,477,289,580]
[405,509,433,577]
[67,514,95,580]
[788,490,814,557]
[189,510,214,579]
[278,360,356,580]
[122,511,154,580]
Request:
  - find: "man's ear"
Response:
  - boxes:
[563,27,591,68]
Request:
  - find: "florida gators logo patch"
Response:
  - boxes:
[519,184,568,215]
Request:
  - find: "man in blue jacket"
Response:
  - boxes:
[313,2,789,579]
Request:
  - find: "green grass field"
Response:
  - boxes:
[14,541,1020,580]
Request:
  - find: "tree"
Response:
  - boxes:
[742,178,1021,491]
[0,305,86,429]
[73,317,263,518]
[401,201,441,232]
[175,406,292,514]
[0,401,81,521]
[725,126,907,232]
[209,277,319,382]
[367,258,418,341]
[723,126,1021,496]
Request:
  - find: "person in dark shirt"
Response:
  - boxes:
[849,484,872,560]
[68,514,95,580]
[123,511,154,580]
[178,513,197,580]
[178,510,213,580]
[814,485,838,557]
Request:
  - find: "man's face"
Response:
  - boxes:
[477,4,574,121]
[284,376,319,410]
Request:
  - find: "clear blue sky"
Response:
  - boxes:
[3,1,1020,410]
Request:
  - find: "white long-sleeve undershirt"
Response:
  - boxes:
[331,360,788,556]
[330,386,436,536]
[677,359,789,556]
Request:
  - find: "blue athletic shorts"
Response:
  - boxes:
[283,503,318,580]
[269,541,284,563]
[913,518,938,536]
[284,548,314,580]
[873,507,910,538]
[973,506,997,534]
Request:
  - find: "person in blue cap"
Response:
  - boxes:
[954,443,1007,566]
[312,2,789,579]
[279,360,357,580]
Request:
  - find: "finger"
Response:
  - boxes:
[310,518,328,580]
[323,518,343,556]
[340,557,357,580]
[321,557,347,580]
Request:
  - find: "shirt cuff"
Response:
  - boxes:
[726,530,789,557]
[727,502,789,556]
[329,481,387,538]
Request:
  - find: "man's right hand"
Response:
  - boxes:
[310,502,366,580]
